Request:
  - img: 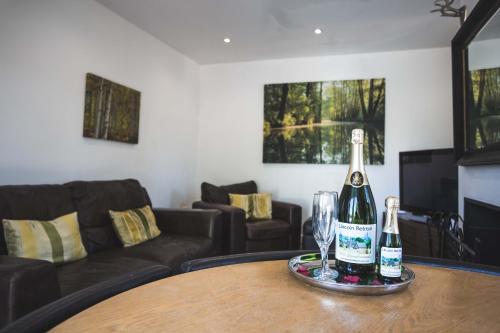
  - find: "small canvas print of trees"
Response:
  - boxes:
[469,67,500,151]
[263,79,385,164]
[83,73,140,144]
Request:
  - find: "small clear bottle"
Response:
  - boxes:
[378,196,403,282]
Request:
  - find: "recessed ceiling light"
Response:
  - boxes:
[314,28,323,35]
[223,38,231,44]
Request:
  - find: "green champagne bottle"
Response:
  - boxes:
[336,129,377,275]
[378,196,403,282]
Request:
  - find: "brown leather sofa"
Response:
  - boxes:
[0,179,221,328]
[192,181,301,254]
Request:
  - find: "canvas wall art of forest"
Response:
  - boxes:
[468,67,500,151]
[83,73,140,144]
[263,79,385,164]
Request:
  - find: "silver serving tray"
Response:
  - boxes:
[288,253,415,296]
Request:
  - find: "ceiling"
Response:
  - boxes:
[97,0,467,65]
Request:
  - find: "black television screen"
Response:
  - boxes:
[399,148,458,214]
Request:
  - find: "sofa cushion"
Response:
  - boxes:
[119,234,213,273]
[56,234,212,295]
[221,181,258,198]
[246,219,291,240]
[200,183,229,204]
[201,181,257,205]
[65,179,150,254]
[0,185,76,255]
[56,249,160,296]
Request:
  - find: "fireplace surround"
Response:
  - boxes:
[464,198,500,266]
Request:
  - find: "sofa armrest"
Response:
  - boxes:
[0,256,61,328]
[192,201,246,254]
[153,208,221,238]
[153,208,223,255]
[272,200,302,249]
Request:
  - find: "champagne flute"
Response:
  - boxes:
[312,191,339,280]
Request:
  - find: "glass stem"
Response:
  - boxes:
[320,244,329,277]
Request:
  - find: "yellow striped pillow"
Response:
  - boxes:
[229,193,272,220]
[2,212,87,264]
[229,194,252,219]
[109,205,161,247]
[252,193,272,220]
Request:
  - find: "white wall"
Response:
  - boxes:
[0,0,200,207]
[3,0,494,221]
[197,47,454,226]
[469,38,500,70]
[459,166,500,214]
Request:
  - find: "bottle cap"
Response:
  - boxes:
[351,129,364,144]
[385,196,400,209]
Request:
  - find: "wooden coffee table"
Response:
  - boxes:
[52,260,500,332]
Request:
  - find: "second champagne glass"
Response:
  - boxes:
[312,191,339,280]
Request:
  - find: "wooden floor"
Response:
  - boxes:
[52,260,500,333]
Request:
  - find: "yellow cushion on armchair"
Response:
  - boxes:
[251,193,272,220]
[228,194,252,219]
[229,193,272,220]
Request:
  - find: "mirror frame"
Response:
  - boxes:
[452,0,500,166]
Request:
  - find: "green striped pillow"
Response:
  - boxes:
[109,205,161,247]
[2,212,87,264]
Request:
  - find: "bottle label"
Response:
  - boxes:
[380,247,402,277]
[335,221,376,264]
[350,172,364,187]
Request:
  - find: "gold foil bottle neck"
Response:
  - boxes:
[385,196,400,209]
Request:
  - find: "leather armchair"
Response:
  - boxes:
[191,202,247,254]
[193,181,302,254]
[272,200,302,249]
